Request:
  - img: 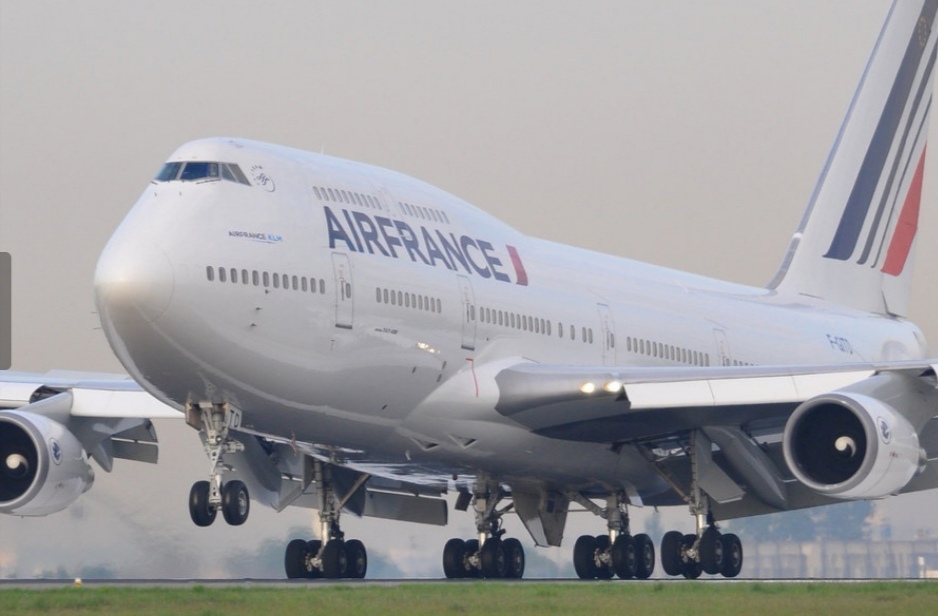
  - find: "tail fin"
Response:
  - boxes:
[771,0,937,317]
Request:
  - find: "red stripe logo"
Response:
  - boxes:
[881,146,926,276]
[506,245,528,286]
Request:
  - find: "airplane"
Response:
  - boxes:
[2,0,937,581]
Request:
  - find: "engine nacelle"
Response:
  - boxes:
[782,373,933,500]
[0,410,94,516]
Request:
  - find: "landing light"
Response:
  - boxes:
[580,382,597,395]
[603,380,623,393]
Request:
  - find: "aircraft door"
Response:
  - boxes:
[597,304,616,365]
[457,275,477,351]
[714,328,730,366]
[332,253,353,329]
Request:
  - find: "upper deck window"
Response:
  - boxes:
[154,161,251,185]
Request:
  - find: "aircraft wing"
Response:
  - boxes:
[0,370,182,516]
[494,360,938,442]
[493,360,938,517]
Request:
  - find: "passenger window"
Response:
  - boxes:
[242,269,249,285]
[219,268,227,283]
[206,266,214,281]
[263,272,270,287]
[272,273,279,288]
[320,280,326,294]
[292,275,299,290]
[376,288,382,302]
[252,271,259,286]
[302,277,308,292]
[313,186,323,200]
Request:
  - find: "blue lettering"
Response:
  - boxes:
[342,209,364,252]
[324,207,357,252]
[395,220,430,264]
[460,235,491,278]
[478,240,509,283]
[437,231,471,273]
[375,216,402,258]
[422,227,453,269]
[353,211,389,256]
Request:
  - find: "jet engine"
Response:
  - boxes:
[0,410,94,516]
[782,372,933,500]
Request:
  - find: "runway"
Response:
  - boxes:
[0,577,930,590]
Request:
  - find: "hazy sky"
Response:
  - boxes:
[1,1,936,578]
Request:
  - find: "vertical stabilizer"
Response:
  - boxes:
[771,1,937,316]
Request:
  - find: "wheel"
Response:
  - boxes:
[699,527,724,575]
[321,539,348,579]
[612,534,637,579]
[345,539,367,578]
[502,538,525,579]
[661,531,683,576]
[305,540,322,578]
[221,480,250,526]
[573,535,598,579]
[443,538,466,579]
[594,535,614,579]
[284,539,308,579]
[721,533,743,578]
[188,481,216,527]
[633,534,655,579]
[681,534,701,579]
[464,539,480,578]
[480,538,507,578]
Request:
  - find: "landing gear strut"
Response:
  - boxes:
[283,460,369,579]
[645,431,744,578]
[570,492,655,580]
[186,402,251,527]
[442,476,526,579]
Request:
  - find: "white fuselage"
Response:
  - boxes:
[93,138,928,502]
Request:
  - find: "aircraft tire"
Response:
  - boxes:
[699,527,724,575]
[502,538,525,579]
[221,480,250,526]
[573,535,598,579]
[284,539,308,579]
[480,538,507,578]
[305,540,322,578]
[721,533,743,578]
[188,481,216,527]
[660,531,683,576]
[321,539,348,579]
[345,539,368,578]
[681,535,702,579]
[634,533,656,579]
[443,538,466,579]
[593,535,614,579]
[612,534,637,579]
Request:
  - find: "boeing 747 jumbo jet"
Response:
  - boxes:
[2,1,938,580]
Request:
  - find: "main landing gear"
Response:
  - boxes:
[570,492,655,580]
[443,477,526,579]
[186,402,251,527]
[284,460,369,579]
[643,431,744,579]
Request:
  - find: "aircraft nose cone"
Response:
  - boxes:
[94,236,175,324]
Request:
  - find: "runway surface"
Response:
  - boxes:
[0,577,930,590]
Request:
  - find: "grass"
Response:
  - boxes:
[0,581,935,616]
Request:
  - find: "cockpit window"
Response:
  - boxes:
[153,161,252,185]
[155,162,183,182]
[180,162,219,181]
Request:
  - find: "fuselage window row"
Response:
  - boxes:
[375,287,443,313]
[474,306,599,343]
[206,266,326,294]
[313,185,383,211]
[397,201,451,225]
[625,335,709,366]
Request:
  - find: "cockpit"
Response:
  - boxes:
[153,161,252,185]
